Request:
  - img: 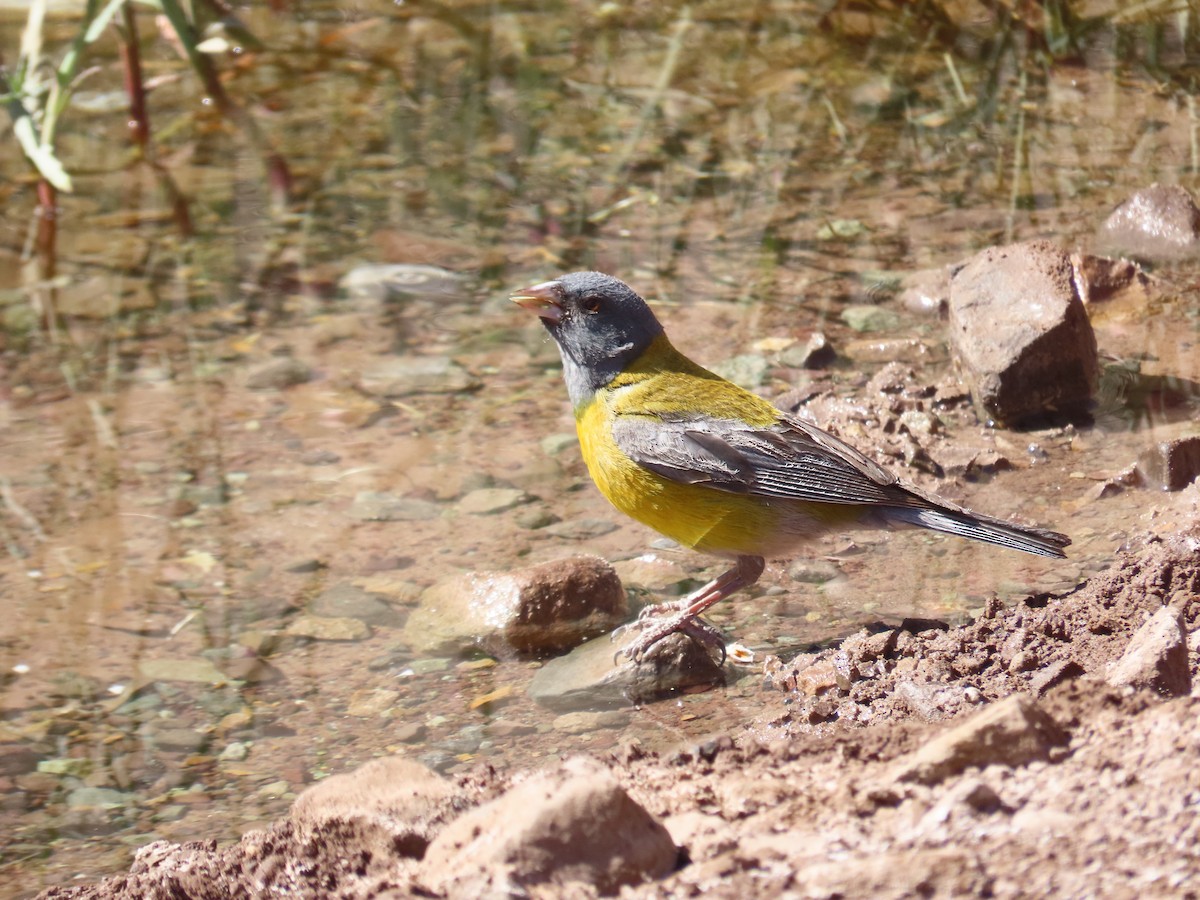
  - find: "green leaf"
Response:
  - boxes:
[12,112,73,191]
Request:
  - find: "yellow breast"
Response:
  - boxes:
[573,337,797,558]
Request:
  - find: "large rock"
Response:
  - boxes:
[420,757,677,895]
[1098,183,1200,262]
[1136,436,1200,492]
[290,756,461,858]
[948,240,1098,425]
[1106,606,1190,697]
[403,555,627,657]
[887,695,1068,785]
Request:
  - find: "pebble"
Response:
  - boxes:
[456,487,529,515]
[312,582,405,627]
[359,356,479,398]
[540,433,578,456]
[552,710,631,734]
[138,658,226,685]
[841,305,901,333]
[67,787,131,809]
[219,742,249,762]
[347,491,442,522]
[339,263,468,302]
[245,357,313,390]
[540,518,619,540]
[346,689,401,717]
[1107,606,1191,696]
[709,353,769,389]
[1098,183,1200,262]
[285,615,370,642]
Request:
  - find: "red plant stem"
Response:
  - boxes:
[119,3,150,149]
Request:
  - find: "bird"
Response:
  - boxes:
[512,271,1070,662]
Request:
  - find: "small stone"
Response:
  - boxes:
[540,518,619,540]
[219,742,249,762]
[778,332,836,369]
[359,357,479,398]
[540,433,578,456]
[38,758,94,778]
[552,710,631,734]
[312,582,405,627]
[340,264,467,302]
[284,558,325,573]
[346,689,401,717]
[709,354,769,389]
[138,658,226,685]
[841,305,901,333]
[67,787,131,810]
[1107,606,1191,697]
[348,491,441,522]
[285,615,371,642]
[457,488,529,515]
[888,695,1068,785]
[151,728,207,752]
[1029,659,1085,696]
[420,757,676,895]
[299,449,341,466]
[245,357,313,390]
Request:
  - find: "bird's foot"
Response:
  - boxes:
[614,606,727,665]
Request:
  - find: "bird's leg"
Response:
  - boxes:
[620,555,765,663]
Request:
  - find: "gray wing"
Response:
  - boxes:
[612,411,927,508]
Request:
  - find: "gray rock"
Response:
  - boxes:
[887,695,1068,785]
[348,491,441,522]
[340,264,468,302]
[245,357,313,390]
[529,630,724,711]
[420,757,676,895]
[1098,183,1200,262]
[540,518,619,540]
[403,556,627,657]
[1107,606,1190,697]
[948,240,1098,425]
[359,356,479,398]
[67,787,131,809]
[710,353,769,389]
[312,582,405,627]
[1136,436,1200,491]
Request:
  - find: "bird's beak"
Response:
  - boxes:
[510,281,564,324]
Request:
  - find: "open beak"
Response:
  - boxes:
[510,280,565,324]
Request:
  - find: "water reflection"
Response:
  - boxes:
[1,1,1198,892]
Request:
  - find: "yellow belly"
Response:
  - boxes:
[576,397,851,559]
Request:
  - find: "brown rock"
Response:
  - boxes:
[421,757,676,895]
[948,240,1098,425]
[403,555,628,657]
[1136,436,1200,492]
[1099,183,1200,262]
[1106,606,1190,697]
[889,695,1068,785]
[290,756,461,858]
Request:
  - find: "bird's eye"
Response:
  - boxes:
[582,295,602,313]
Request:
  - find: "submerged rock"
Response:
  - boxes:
[948,239,1098,425]
[403,555,627,657]
[1098,183,1200,262]
[1136,436,1200,492]
[529,629,725,711]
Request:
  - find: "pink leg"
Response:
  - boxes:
[620,555,765,663]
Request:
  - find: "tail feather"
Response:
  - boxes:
[882,506,1070,559]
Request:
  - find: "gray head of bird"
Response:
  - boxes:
[512,271,665,406]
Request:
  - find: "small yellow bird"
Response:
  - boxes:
[513,272,1070,661]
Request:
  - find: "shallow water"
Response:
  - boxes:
[1,2,1199,893]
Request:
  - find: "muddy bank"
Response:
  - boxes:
[37,506,1200,899]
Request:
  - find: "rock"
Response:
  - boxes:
[1098,183,1200,262]
[888,695,1067,785]
[138,658,226,685]
[529,630,725,711]
[710,353,769,389]
[359,356,479,397]
[1107,606,1190,697]
[898,266,951,315]
[841,304,901,333]
[66,787,131,809]
[948,239,1098,425]
[290,756,461,858]
[456,487,529,515]
[1136,436,1200,491]
[245,357,313,390]
[311,582,405,627]
[420,757,676,895]
[551,710,631,734]
[285,615,370,642]
[1029,659,1085,696]
[347,491,441,522]
[403,556,626,657]
[340,264,468,302]
[539,518,620,540]
[1071,254,1149,304]
[778,332,836,369]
